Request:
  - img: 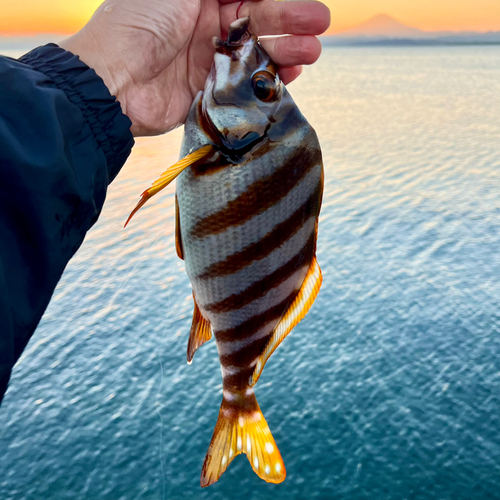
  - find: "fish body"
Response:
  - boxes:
[176,19,324,487]
[127,17,324,488]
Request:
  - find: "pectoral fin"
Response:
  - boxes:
[187,297,212,364]
[124,145,214,227]
[250,257,322,386]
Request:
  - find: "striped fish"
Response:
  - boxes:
[126,17,323,488]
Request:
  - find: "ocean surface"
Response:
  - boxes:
[0,45,499,500]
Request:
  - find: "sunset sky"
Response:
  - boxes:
[0,0,499,35]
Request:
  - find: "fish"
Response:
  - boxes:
[126,17,324,488]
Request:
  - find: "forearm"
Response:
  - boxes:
[0,45,134,401]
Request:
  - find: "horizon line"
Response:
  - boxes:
[2,29,500,38]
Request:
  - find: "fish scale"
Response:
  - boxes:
[126,16,324,488]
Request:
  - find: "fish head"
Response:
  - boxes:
[202,17,282,152]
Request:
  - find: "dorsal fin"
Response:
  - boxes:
[187,297,212,364]
[250,256,322,386]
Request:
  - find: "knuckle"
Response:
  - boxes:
[278,3,290,32]
[296,36,320,64]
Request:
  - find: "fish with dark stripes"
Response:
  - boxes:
[126,17,324,488]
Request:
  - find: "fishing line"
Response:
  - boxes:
[236,0,246,19]
[153,264,178,500]
[103,224,170,500]
[156,310,168,500]
[116,229,172,499]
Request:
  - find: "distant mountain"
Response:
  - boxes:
[337,14,426,39]
[326,14,500,45]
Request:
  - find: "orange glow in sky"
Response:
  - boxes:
[0,0,499,35]
[326,0,500,33]
[0,0,102,35]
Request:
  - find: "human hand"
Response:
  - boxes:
[60,0,330,137]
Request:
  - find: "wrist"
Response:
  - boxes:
[20,44,134,179]
[59,27,127,114]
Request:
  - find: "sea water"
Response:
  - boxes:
[0,45,499,500]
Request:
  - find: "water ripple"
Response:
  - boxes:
[0,46,499,500]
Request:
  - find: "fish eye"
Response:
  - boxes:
[252,71,278,102]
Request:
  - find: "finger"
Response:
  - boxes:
[260,35,322,67]
[220,0,331,37]
[218,0,265,4]
[278,65,302,86]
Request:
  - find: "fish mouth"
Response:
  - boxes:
[200,100,270,161]
[222,128,270,161]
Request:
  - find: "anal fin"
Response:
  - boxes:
[187,297,212,364]
[251,257,322,386]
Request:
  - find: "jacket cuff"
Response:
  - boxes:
[20,43,134,182]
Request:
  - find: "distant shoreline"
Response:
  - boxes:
[0,35,66,53]
[322,39,500,47]
[1,35,499,54]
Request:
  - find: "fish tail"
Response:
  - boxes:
[200,388,286,487]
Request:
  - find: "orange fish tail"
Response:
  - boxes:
[200,388,286,487]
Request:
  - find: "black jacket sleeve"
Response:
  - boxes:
[0,44,134,401]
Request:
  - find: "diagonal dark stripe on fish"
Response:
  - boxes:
[178,18,324,487]
[127,16,324,488]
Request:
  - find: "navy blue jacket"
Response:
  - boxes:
[0,44,134,402]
